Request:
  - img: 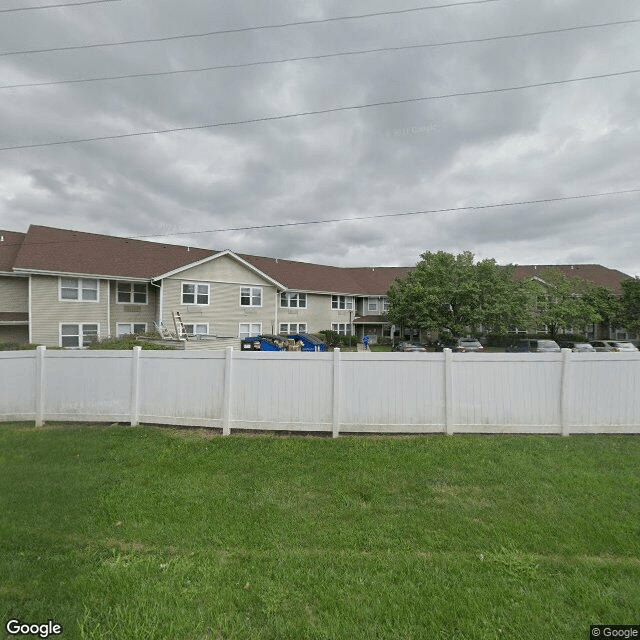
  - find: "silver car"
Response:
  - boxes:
[456,338,484,352]
[590,340,639,352]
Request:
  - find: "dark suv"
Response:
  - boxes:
[506,338,561,353]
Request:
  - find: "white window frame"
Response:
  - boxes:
[181,282,210,306]
[239,323,262,339]
[332,323,352,336]
[183,323,209,336]
[116,323,147,337]
[382,297,389,312]
[116,282,148,305]
[59,277,99,302]
[240,286,262,307]
[59,323,100,348]
[279,323,307,334]
[367,297,380,313]
[280,292,307,309]
[331,295,354,310]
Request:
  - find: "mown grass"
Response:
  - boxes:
[1,424,638,639]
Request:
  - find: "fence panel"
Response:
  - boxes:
[451,353,563,433]
[42,351,132,421]
[231,352,334,431]
[339,353,446,433]
[567,353,640,432]
[137,351,226,428]
[0,352,36,420]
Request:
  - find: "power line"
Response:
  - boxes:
[2,67,639,152]
[0,0,122,13]
[2,188,639,249]
[3,17,639,91]
[0,0,504,56]
[132,188,640,237]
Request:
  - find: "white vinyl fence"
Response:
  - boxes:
[1,347,640,435]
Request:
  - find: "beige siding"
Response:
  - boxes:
[172,254,270,286]
[0,276,28,312]
[110,280,158,336]
[31,275,109,346]
[277,292,357,334]
[161,256,278,338]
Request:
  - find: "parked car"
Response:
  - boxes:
[433,338,459,352]
[590,340,639,352]
[455,337,484,353]
[558,341,596,352]
[391,341,427,352]
[506,339,561,353]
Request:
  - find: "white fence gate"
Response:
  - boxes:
[1,347,639,435]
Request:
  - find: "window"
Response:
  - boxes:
[382,298,389,312]
[240,287,262,307]
[367,297,379,313]
[116,323,146,337]
[331,295,353,310]
[280,292,307,308]
[280,323,307,334]
[60,323,99,347]
[184,323,209,336]
[117,282,148,304]
[60,277,98,302]
[182,282,209,305]
[239,323,261,339]
[332,323,352,335]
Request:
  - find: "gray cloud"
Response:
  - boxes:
[1,0,639,277]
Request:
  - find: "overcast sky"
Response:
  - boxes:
[1,0,639,275]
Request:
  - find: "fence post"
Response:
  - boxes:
[444,348,454,435]
[130,346,141,426]
[559,348,572,436]
[35,346,46,427]
[222,346,233,436]
[332,348,341,438]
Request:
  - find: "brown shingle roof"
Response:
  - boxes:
[513,264,631,294]
[0,231,26,272]
[240,254,412,295]
[6,226,632,297]
[13,225,215,279]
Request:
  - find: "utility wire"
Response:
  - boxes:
[3,17,639,91]
[0,0,122,13]
[2,67,639,152]
[134,189,640,238]
[2,188,639,248]
[0,0,503,56]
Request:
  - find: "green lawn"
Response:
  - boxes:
[1,424,639,639]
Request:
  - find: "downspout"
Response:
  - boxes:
[28,275,32,344]
[107,280,111,338]
[274,289,279,334]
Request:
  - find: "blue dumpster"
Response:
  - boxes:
[240,335,285,351]
[287,334,326,352]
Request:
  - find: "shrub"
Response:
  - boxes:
[87,335,175,350]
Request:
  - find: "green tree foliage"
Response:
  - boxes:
[386,251,532,335]
[582,285,622,337]
[619,277,640,337]
[530,269,603,338]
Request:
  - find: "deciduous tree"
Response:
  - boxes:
[386,251,532,335]
[619,277,640,337]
